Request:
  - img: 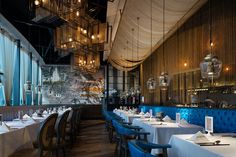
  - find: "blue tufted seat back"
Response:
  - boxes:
[139,105,236,133]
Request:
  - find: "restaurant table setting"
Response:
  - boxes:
[0,106,70,157]
[168,132,236,157]
[132,115,203,155]
[113,107,145,123]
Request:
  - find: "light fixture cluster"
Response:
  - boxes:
[33,0,105,74]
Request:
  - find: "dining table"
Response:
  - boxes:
[168,133,236,157]
[132,118,203,155]
[113,109,144,123]
[0,109,68,157]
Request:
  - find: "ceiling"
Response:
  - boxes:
[107,0,207,71]
[0,0,107,65]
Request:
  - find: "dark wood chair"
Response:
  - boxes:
[65,109,77,146]
[9,113,58,157]
[54,110,70,157]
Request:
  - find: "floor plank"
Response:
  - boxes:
[67,120,116,157]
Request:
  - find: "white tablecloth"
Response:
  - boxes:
[113,109,143,123]
[0,119,42,157]
[132,118,203,155]
[168,134,236,157]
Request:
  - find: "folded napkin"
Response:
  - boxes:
[180,119,189,125]
[32,112,37,117]
[43,110,48,115]
[145,112,150,117]
[163,115,172,122]
[139,112,144,115]
[188,131,209,143]
[23,114,31,120]
[1,122,10,131]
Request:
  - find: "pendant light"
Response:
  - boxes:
[130,28,135,96]
[159,0,170,90]
[146,0,157,92]
[135,17,141,95]
[200,0,222,80]
[125,40,130,98]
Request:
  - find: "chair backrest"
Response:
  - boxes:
[67,109,73,123]
[55,110,70,144]
[112,119,135,136]
[75,108,81,126]
[38,113,58,149]
[128,141,155,157]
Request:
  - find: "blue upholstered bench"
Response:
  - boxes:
[139,105,236,133]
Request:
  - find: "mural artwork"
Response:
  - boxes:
[42,65,104,104]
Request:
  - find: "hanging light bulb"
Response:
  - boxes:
[83,29,87,34]
[68,37,73,42]
[91,35,95,39]
[76,11,80,16]
[34,0,40,6]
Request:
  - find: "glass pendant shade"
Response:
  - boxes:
[129,87,136,96]
[24,81,33,91]
[135,86,141,95]
[146,77,156,92]
[159,72,170,90]
[200,54,222,79]
[35,85,42,94]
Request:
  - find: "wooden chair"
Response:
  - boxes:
[54,110,70,157]
[10,113,58,157]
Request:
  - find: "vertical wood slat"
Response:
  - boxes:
[141,0,236,104]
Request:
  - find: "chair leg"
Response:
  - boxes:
[38,149,43,157]
[163,148,168,157]
[63,147,66,157]
[56,149,59,157]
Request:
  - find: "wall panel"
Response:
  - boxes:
[141,0,236,105]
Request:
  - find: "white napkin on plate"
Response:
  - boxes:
[1,122,10,131]
[188,131,209,143]
[145,112,150,117]
[23,114,31,120]
[180,119,189,125]
[43,110,48,115]
[163,115,172,122]
[139,112,144,115]
[32,112,37,117]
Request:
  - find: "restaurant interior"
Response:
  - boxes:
[0,0,236,157]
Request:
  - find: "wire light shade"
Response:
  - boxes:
[200,53,222,79]
[135,86,141,95]
[146,77,157,92]
[159,72,170,90]
[24,81,33,91]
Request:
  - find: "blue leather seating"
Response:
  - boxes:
[139,105,236,133]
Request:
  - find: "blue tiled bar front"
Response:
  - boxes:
[139,105,236,133]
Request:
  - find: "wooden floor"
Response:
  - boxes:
[67,120,116,157]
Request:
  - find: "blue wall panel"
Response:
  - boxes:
[139,105,236,133]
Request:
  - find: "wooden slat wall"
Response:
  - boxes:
[141,0,236,104]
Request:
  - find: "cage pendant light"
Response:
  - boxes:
[200,0,222,81]
[125,41,130,98]
[146,0,157,92]
[135,17,141,95]
[159,0,170,90]
[130,28,135,96]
